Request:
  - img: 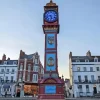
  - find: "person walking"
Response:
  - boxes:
[5,91,7,97]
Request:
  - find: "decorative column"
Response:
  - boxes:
[20,81,24,97]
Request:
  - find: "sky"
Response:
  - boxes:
[0,0,100,79]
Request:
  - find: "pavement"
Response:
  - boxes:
[0,97,100,100]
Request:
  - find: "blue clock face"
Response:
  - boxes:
[44,10,58,22]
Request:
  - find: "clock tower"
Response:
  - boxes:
[38,0,64,99]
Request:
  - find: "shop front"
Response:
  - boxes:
[24,85,38,97]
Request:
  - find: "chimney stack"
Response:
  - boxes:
[69,52,72,59]
[19,50,25,58]
[86,50,91,57]
[7,57,10,60]
[2,54,6,61]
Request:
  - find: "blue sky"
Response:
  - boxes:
[0,0,100,78]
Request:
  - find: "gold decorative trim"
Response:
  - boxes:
[46,0,57,6]
[44,79,56,83]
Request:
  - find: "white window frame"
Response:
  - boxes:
[13,61,17,65]
[28,64,31,72]
[27,73,30,81]
[41,69,44,74]
[94,57,98,62]
[11,69,15,73]
[5,76,8,80]
[6,69,9,73]
[35,58,39,64]
[83,67,87,71]
[19,73,22,81]
[85,59,89,62]
[20,63,23,71]
[33,66,38,72]
[76,60,80,62]
[4,61,7,64]
[33,74,38,83]
[77,67,80,71]
[11,76,14,82]
[86,85,89,92]
[1,69,4,73]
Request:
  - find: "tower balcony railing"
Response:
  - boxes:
[74,80,100,84]
[76,92,93,97]
[0,80,16,83]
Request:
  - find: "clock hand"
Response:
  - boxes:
[49,15,52,20]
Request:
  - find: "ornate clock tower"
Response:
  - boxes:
[38,0,64,99]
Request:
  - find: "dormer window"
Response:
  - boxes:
[94,57,98,62]
[76,60,80,62]
[35,58,38,64]
[4,61,7,64]
[85,59,89,62]
[13,61,17,65]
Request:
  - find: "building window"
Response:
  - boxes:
[83,67,87,71]
[78,85,82,92]
[20,63,23,70]
[94,58,98,62]
[11,69,15,73]
[28,64,31,71]
[13,61,17,65]
[6,69,9,73]
[7,88,10,92]
[76,60,80,62]
[35,58,39,64]
[98,76,100,82]
[4,88,6,92]
[41,69,44,74]
[85,76,88,82]
[19,73,22,81]
[1,69,4,73]
[11,76,14,82]
[4,61,7,64]
[96,67,99,71]
[91,75,94,82]
[33,74,38,83]
[90,67,93,71]
[77,67,80,71]
[33,66,38,72]
[27,73,30,81]
[6,76,8,81]
[85,59,89,62]
[78,76,81,82]
[86,85,89,92]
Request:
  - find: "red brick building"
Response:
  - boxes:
[17,50,44,97]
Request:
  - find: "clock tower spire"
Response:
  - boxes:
[38,1,64,99]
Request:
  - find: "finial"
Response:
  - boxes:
[46,0,56,6]
[50,0,53,2]
[62,75,64,79]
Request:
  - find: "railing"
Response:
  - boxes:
[74,80,100,84]
[76,92,93,97]
[0,80,16,83]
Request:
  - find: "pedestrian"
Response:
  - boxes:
[5,91,7,97]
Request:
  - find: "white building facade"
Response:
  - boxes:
[0,54,18,96]
[69,51,100,98]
